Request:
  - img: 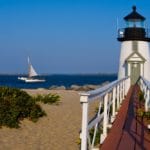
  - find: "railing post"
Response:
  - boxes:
[142,81,145,92]
[144,86,147,100]
[125,77,130,95]
[123,80,125,99]
[140,79,143,92]
[80,94,89,150]
[120,82,123,103]
[148,89,150,111]
[117,84,120,110]
[101,93,108,144]
[111,87,116,123]
[145,89,149,112]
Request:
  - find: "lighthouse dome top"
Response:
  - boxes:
[124,6,145,21]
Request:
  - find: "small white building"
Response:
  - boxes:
[118,6,150,85]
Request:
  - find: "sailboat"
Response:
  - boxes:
[18,57,45,83]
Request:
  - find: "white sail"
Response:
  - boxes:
[28,57,38,77]
[29,64,38,77]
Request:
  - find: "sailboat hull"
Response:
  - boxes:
[25,78,45,83]
[18,77,45,83]
[18,77,28,81]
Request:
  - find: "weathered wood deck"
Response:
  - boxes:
[101,85,150,150]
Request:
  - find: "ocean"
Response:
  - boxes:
[0,74,117,89]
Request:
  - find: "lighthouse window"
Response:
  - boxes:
[132,41,138,51]
[126,21,144,28]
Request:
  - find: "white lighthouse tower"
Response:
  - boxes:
[118,6,150,85]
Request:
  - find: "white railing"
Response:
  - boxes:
[138,76,150,112]
[80,77,130,150]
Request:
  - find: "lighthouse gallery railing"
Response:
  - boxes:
[79,77,130,150]
[118,28,150,39]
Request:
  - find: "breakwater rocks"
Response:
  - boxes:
[49,81,109,91]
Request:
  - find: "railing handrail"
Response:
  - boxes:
[80,77,129,102]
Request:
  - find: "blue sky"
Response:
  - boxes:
[0,0,149,74]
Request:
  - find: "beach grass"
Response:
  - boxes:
[33,93,60,105]
[0,87,60,128]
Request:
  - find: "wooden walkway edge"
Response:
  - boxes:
[101,85,150,150]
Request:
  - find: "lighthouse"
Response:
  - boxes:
[118,6,150,85]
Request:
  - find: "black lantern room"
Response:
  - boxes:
[118,6,150,41]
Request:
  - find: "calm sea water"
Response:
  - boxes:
[0,74,117,89]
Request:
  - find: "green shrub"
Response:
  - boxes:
[89,126,102,146]
[144,111,150,119]
[136,108,144,117]
[0,87,46,128]
[33,93,60,105]
[139,91,144,102]
[29,104,46,122]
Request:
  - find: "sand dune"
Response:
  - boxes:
[0,89,81,150]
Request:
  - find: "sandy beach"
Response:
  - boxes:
[0,89,94,150]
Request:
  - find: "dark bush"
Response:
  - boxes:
[0,87,46,128]
[139,91,144,102]
[29,104,46,122]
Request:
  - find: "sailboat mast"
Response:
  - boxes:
[28,57,31,78]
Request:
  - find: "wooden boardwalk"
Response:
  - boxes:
[101,85,150,150]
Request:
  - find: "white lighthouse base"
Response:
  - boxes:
[118,41,150,83]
